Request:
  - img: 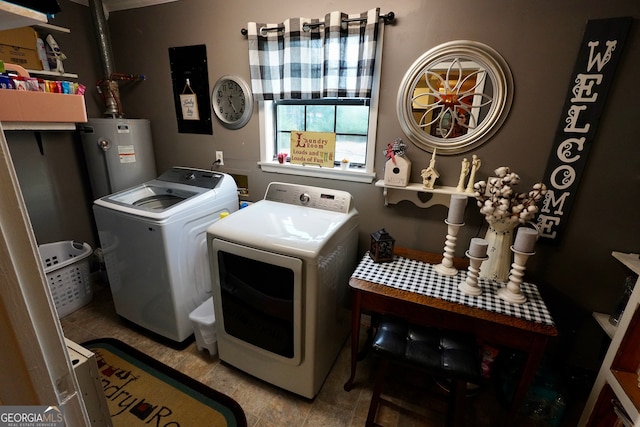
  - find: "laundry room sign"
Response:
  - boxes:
[290,131,336,167]
[536,16,632,243]
[180,78,200,121]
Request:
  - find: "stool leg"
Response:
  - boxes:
[366,357,389,427]
[359,315,381,361]
[447,379,467,427]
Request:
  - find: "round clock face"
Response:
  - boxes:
[212,75,253,129]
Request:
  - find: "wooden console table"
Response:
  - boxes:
[344,247,558,425]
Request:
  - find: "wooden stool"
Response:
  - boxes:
[366,316,481,427]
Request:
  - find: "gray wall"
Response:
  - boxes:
[10,0,639,368]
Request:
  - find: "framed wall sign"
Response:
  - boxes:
[169,44,213,134]
[290,132,336,167]
[536,17,632,243]
[179,79,200,121]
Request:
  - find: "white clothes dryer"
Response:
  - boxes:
[94,167,238,343]
[207,182,359,398]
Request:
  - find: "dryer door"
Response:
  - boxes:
[209,239,303,366]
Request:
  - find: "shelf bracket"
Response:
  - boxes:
[375,180,471,209]
[34,131,44,155]
[381,187,451,208]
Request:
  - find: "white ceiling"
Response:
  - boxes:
[68,0,178,13]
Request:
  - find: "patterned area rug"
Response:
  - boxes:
[83,338,246,427]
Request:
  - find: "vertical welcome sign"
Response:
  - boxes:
[536,17,632,243]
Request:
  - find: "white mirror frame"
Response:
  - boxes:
[397,40,514,155]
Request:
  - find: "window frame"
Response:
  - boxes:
[257,25,384,184]
[274,98,371,166]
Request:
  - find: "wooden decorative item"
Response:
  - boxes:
[421,149,439,189]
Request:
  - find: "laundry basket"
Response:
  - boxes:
[39,240,93,318]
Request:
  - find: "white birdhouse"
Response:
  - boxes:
[384,156,411,187]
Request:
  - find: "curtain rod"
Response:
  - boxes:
[240,11,395,36]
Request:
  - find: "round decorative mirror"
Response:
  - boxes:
[397,40,514,155]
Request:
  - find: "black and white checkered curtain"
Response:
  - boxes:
[247,8,381,101]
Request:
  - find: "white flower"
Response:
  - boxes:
[473,166,546,224]
[495,166,509,177]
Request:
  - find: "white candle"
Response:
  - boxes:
[514,227,538,253]
[468,238,488,258]
[447,194,467,224]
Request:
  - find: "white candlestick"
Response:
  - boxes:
[513,227,538,253]
[434,221,463,276]
[447,194,467,225]
[468,238,488,258]
[458,251,488,296]
[498,250,531,304]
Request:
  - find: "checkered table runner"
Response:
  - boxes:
[351,253,555,327]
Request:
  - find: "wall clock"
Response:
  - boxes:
[211,75,253,129]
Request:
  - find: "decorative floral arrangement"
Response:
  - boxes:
[473,166,547,224]
[341,158,350,163]
[384,137,408,162]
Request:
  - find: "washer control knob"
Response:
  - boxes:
[299,193,310,205]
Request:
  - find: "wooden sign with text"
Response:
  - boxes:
[536,17,632,243]
[290,132,336,167]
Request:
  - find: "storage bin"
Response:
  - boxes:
[39,240,93,318]
[0,89,88,123]
[189,297,218,356]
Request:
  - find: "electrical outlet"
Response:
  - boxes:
[215,151,224,165]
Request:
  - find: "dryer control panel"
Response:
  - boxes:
[265,182,354,213]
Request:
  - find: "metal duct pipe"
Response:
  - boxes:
[88,0,115,79]
[88,0,121,116]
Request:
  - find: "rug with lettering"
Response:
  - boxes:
[83,338,246,427]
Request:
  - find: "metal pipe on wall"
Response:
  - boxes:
[88,0,121,117]
[88,0,115,79]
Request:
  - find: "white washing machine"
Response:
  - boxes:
[93,167,238,344]
[206,182,359,398]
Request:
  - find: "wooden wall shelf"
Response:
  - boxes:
[0,1,46,30]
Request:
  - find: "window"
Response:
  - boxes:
[251,9,386,183]
[257,47,382,183]
[258,95,379,182]
[275,99,370,165]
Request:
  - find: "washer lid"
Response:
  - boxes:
[94,182,211,219]
[207,200,358,257]
[94,168,237,220]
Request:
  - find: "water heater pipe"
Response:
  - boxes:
[88,0,121,117]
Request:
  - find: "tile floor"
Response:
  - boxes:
[60,283,583,426]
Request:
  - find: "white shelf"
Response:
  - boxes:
[0,1,47,30]
[32,23,71,34]
[1,122,77,131]
[605,367,640,423]
[375,180,472,208]
[25,69,79,79]
[580,251,640,426]
[613,251,640,276]
[593,311,617,339]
